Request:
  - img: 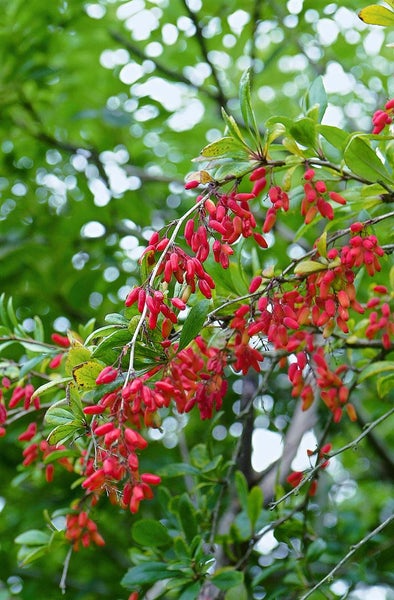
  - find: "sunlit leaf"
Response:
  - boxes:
[359,4,394,26]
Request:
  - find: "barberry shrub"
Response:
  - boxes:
[0,70,393,599]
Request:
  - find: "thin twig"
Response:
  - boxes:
[269,406,394,509]
[59,546,73,594]
[299,512,394,600]
[124,194,209,384]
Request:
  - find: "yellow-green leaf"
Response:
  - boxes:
[294,260,328,275]
[65,346,92,376]
[316,231,327,259]
[359,4,394,26]
[200,136,245,158]
[72,360,104,390]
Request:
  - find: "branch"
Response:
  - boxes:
[269,406,394,509]
[299,512,394,600]
[180,0,230,112]
[124,193,208,384]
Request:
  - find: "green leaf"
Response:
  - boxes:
[45,405,75,426]
[239,69,260,145]
[72,360,104,390]
[234,470,249,512]
[247,486,263,531]
[290,117,318,149]
[178,300,210,351]
[32,376,72,399]
[306,538,327,561]
[47,423,82,445]
[131,519,172,547]
[157,463,200,477]
[19,354,47,377]
[377,374,394,398]
[213,160,253,181]
[225,582,249,600]
[221,108,249,147]
[179,582,201,600]
[344,135,393,183]
[17,545,49,566]
[211,568,244,590]
[105,312,130,326]
[200,137,245,158]
[359,4,394,26]
[15,530,51,546]
[303,76,327,122]
[121,562,178,588]
[178,493,198,542]
[358,361,394,382]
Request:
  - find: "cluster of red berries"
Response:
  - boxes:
[302,168,346,224]
[65,512,105,551]
[372,98,394,134]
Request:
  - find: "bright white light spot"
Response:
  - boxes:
[287,0,303,15]
[146,42,163,57]
[287,243,305,260]
[322,103,345,127]
[120,235,139,251]
[255,527,278,554]
[162,23,178,45]
[323,62,355,94]
[212,425,227,441]
[119,62,144,85]
[284,15,298,28]
[71,154,88,172]
[305,9,319,23]
[104,267,120,282]
[183,62,211,86]
[53,316,71,332]
[349,585,392,600]
[167,98,205,131]
[89,292,103,308]
[331,580,350,597]
[185,0,202,11]
[229,422,243,437]
[316,18,339,46]
[257,86,275,103]
[252,429,283,472]
[177,16,196,36]
[133,77,185,111]
[46,149,62,165]
[88,178,111,206]
[207,50,231,69]
[223,33,236,48]
[227,9,250,34]
[134,105,159,121]
[85,3,106,19]
[72,252,89,270]
[116,0,145,20]
[203,16,221,38]
[363,29,384,56]
[12,183,27,196]
[278,53,308,73]
[81,220,106,239]
[125,9,160,41]
[236,55,252,71]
